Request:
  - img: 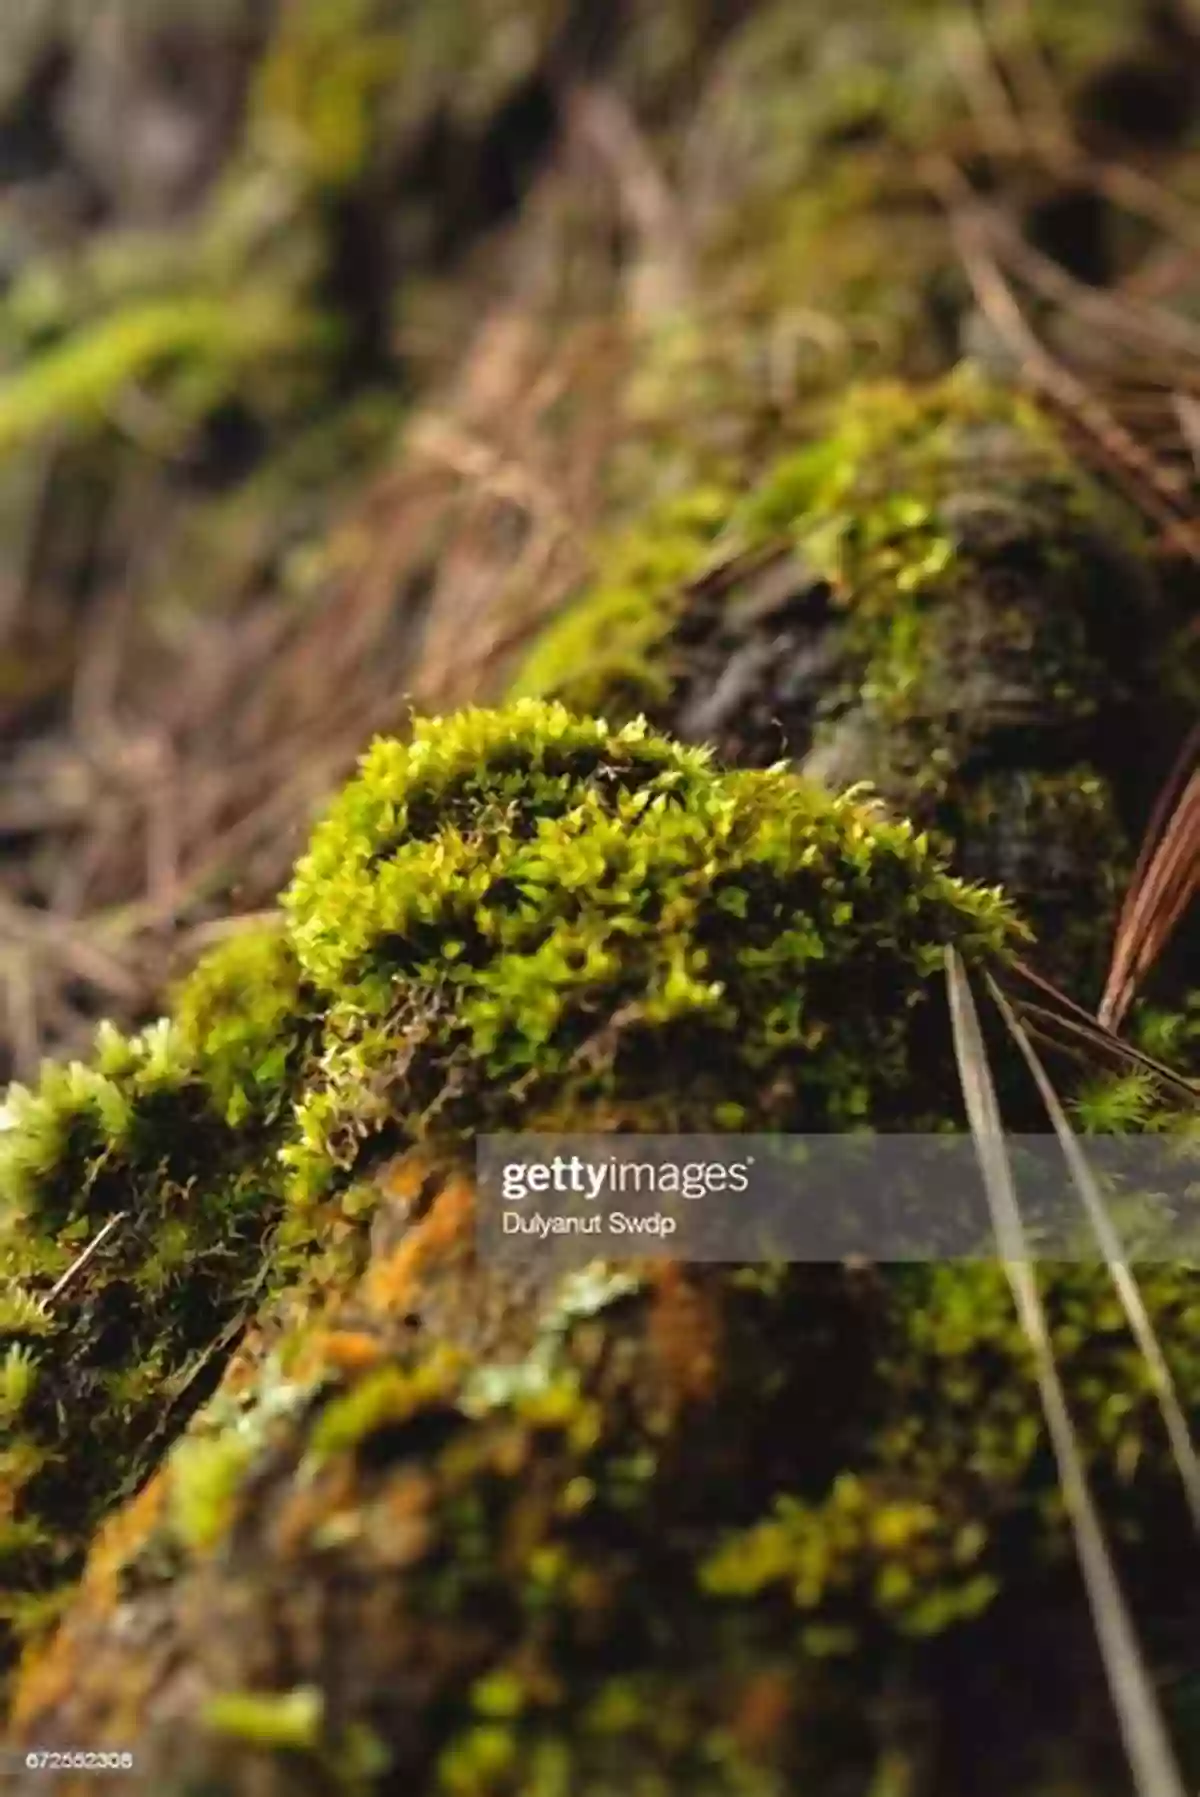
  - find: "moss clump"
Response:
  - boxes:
[0,698,1016,1702]
[512,486,738,720]
[7,699,1200,1796]
[170,923,311,1128]
[0,923,324,1676]
[515,367,1178,996]
[278,696,1015,1189]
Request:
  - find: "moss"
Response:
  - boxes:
[0,294,317,460]
[281,697,1016,1150]
[251,0,407,192]
[511,486,737,718]
[9,703,1200,1794]
[0,4,1195,1781]
[0,1021,273,1667]
[515,367,1174,995]
[0,923,321,1678]
[167,1435,258,1554]
[0,698,1017,1711]
[16,1192,1200,1795]
[170,923,312,1128]
[203,1684,325,1750]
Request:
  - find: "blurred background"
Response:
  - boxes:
[0,0,1195,1084]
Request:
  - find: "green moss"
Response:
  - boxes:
[251,0,407,191]
[7,698,1200,1793]
[0,698,1017,1700]
[0,1017,280,1662]
[2,0,1194,1784]
[0,1347,37,1427]
[515,367,1165,994]
[698,1256,1200,1651]
[0,926,318,1673]
[29,1219,1200,1794]
[203,1684,325,1750]
[168,1435,258,1554]
[171,923,313,1128]
[511,486,737,718]
[518,368,1123,723]
[305,1352,463,1465]
[0,295,313,460]
[281,696,1016,1154]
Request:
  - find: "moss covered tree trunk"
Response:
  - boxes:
[2,2,1200,1794]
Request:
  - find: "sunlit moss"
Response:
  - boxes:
[171,923,314,1128]
[0,696,1017,1704]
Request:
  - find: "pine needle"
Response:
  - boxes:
[1010,960,1200,1109]
[46,1211,126,1304]
[1101,724,1200,1033]
[946,946,1187,1797]
[987,971,1200,1531]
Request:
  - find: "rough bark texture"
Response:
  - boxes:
[1,2,1200,1795]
